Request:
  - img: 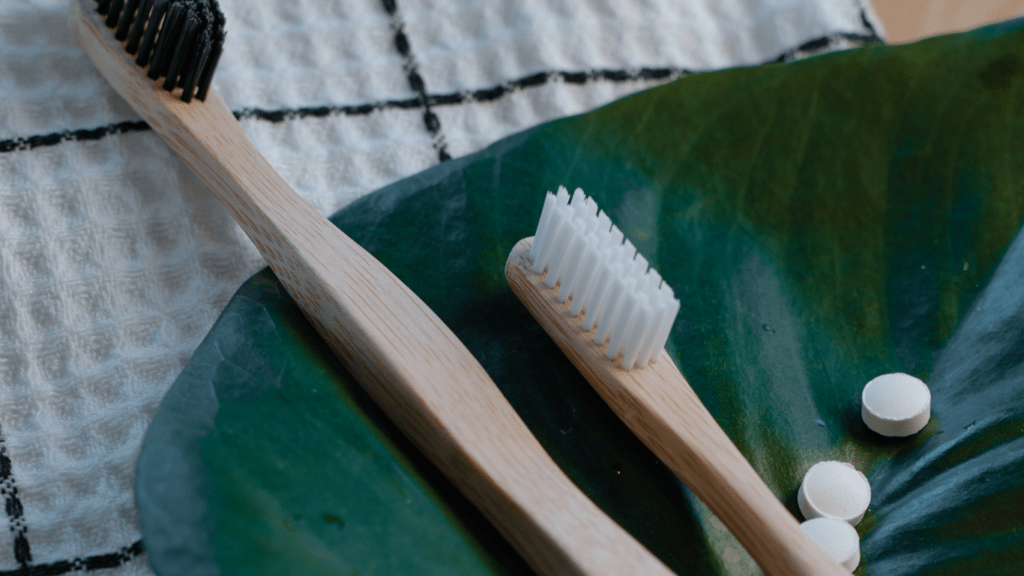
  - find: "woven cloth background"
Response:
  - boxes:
[0,0,882,573]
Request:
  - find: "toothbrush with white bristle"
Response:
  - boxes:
[505,186,850,576]
[530,187,680,371]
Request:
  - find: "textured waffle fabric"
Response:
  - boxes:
[0,0,882,573]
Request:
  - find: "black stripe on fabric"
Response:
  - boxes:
[0,426,30,567]
[0,540,143,576]
[232,95,422,122]
[774,31,882,63]
[0,122,150,154]
[381,0,451,162]
[861,13,876,36]
[430,67,692,107]
[859,7,883,41]
[0,32,881,155]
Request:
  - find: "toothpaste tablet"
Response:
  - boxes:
[797,461,871,525]
[861,373,931,437]
[800,517,861,571]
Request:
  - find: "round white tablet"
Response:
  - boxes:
[862,373,931,437]
[797,461,871,525]
[801,517,861,571]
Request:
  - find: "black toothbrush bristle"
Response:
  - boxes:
[180,30,211,103]
[194,30,223,101]
[105,0,125,28]
[135,0,168,67]
[114,0,139,40]
[180,5,212,88]
[162,13,200,91]
[147,3,185,80]
[124,0,153,54]
[95,0,226,102]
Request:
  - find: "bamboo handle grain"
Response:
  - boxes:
[506,237,852,576]
[69,2,676,574]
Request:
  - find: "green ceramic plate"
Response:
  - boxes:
[137,19,1024,576]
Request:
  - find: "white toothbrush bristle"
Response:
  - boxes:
[594,276,630,346]
[556,228,588,302]
[527,187,680,370]
[567,247,600,317]
[622,300,656,370]
[581,260,617,332]
[529,192,557,262]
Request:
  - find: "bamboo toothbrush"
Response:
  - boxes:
[505,187,851,575]
[69,1,678,574]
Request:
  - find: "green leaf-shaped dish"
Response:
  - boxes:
[137,19,1024,576]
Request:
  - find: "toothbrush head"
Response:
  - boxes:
[528,186,680,371]
[93,0,226,102]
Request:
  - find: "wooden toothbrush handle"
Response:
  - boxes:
[71,3,677,574]
[507,237,851,576]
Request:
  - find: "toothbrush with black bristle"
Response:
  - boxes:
[505,186,851,576]
[96,0,226,102]
[69,1,679,574]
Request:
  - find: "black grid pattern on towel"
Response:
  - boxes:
[382,0,452,162]
[0,0,882,573]
[0,427,29,568]
[0,25,882,156]
[0,541,145,576]
[0,425,146,574]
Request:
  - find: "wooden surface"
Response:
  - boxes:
[69,1,677,574]
[872,0,1024,43]
[506,237,851,576]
